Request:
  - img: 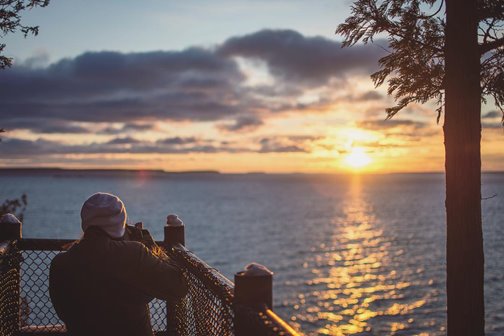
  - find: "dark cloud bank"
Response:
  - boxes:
[1,135,316,156]
[1,29,387,156]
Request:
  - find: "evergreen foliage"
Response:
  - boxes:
[0,0,50,69]
[336,0,504,122]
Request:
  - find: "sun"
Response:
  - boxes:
[344,147,372,169]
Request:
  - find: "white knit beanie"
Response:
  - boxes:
[81,192,127,238]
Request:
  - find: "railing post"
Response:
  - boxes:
[164,214,185,247]
[0,214,22,336]
[233,263,273,336]
[163,214,185,336]
[0,214,22,241]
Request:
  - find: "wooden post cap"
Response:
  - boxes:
[0,213,22,240]
[166,214,183,226]
[234,263,273,309]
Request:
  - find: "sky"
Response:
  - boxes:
[0,0,502,173]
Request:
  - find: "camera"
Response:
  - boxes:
[125,222,157,250]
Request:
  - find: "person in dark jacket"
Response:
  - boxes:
[49,192,188,336]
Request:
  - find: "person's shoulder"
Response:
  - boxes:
[108,239,150,258]
[109,239,146,250]
[50,251,63,264]
[50,249,70,272]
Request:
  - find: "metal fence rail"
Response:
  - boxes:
[0,215,302,336]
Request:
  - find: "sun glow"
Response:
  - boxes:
[344,147,372,169]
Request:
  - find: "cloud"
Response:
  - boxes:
[357,119,428,130]
[355,118,441,141]
[258,136,313,153]
[353,91,383,102]
[0,48,245,126]
[2,119,89,134]
[482,122,503,129]
[100,123,158,134]
[0,138,57,155]
[0,137,250,155]
[218,29,386,85]
[218,116,264,132]
[156,137,199,145]
[106,137,142,145]
[482,110,501,119]
[0,134,327,156]
[1,29,386,138]
[480,111,503,128]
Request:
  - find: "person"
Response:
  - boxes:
[49,192,188,336]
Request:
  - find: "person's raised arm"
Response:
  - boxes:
[108,237,188,302]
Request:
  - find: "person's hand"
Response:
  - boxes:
[125,222,162,255]
[124,223,144,242]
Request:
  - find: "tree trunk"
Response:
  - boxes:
[444,0,484,335]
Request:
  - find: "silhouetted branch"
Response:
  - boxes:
[480,37,504,55]
[478,2,504,21]
[0,0,50,69]
[481,194,497,200]
[413,0,445,20]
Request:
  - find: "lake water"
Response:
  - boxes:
[1,172,503,335]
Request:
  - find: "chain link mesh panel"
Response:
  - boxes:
[16,240,167,334]
[0,242,21,336]
[164,245,235,336]
[20,249,63,332]
[0,239,300,336]
[150,298,167,332]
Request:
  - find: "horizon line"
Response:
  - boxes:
[1,166,503,175]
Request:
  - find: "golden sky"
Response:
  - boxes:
[1,1,502,173]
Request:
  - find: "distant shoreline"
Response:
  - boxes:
[0,167,220,177]
[0,167,503,176]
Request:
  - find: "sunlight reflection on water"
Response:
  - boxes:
[289,176,444,336]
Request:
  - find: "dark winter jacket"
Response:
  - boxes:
[49,227,187,336]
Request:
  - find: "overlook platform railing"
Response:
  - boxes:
[0,214,301,336]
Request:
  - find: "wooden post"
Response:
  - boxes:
[0,213,22,335]
[234,263,273,336]
[164,214,185,247]
[163,214,185,336]
[0,214,22,241]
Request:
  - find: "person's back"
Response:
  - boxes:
[49,193,187,336]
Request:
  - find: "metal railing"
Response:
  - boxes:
[0,214,302,336]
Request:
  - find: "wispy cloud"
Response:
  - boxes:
[1,133,330,157]
[357,119,429,130]
[482,110,501,119]
[257,136,322,153]
[0,137,251,155]
[217,116,264,132]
